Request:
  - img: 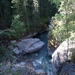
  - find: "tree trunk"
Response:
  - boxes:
[32,0,40,32]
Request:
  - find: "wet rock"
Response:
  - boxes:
[13,38,45,54]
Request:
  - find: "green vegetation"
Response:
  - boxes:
[0,69,20,75]
[0,0,59,63]
[48,0,75,43]
[11,15,26,39]
[0,46,14,62]
[48,0,75,67]
[1,0,75,74]
[0,0,58,40]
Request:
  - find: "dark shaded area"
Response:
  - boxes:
[0,0,12,30]
[0,0,59,30]
[39,0,59,19]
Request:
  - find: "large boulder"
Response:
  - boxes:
[13,38,45,54]
[52,36,75,69]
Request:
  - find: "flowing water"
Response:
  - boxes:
[23,31,52,74]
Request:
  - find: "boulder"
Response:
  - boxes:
[13,38,45,54]
[52,36,75,69]
[60,62,75,75]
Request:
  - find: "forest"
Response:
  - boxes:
[0,0,59,60]
[0,0,75,75]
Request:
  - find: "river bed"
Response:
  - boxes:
[21,31,52,74]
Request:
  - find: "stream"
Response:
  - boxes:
[0,31,55,75]
[22,31,52,74]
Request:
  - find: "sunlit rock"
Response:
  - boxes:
[52,36,75,69]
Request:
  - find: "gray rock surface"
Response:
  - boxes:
[52,36,75,69]
[13,47,21,54]
[0,65,10,74]
[13,38,45,54]
[60,62,75,75]
[12,62,26,72]
[34,69,45,74]
[0,61,47,75]
[51,37,75,75]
